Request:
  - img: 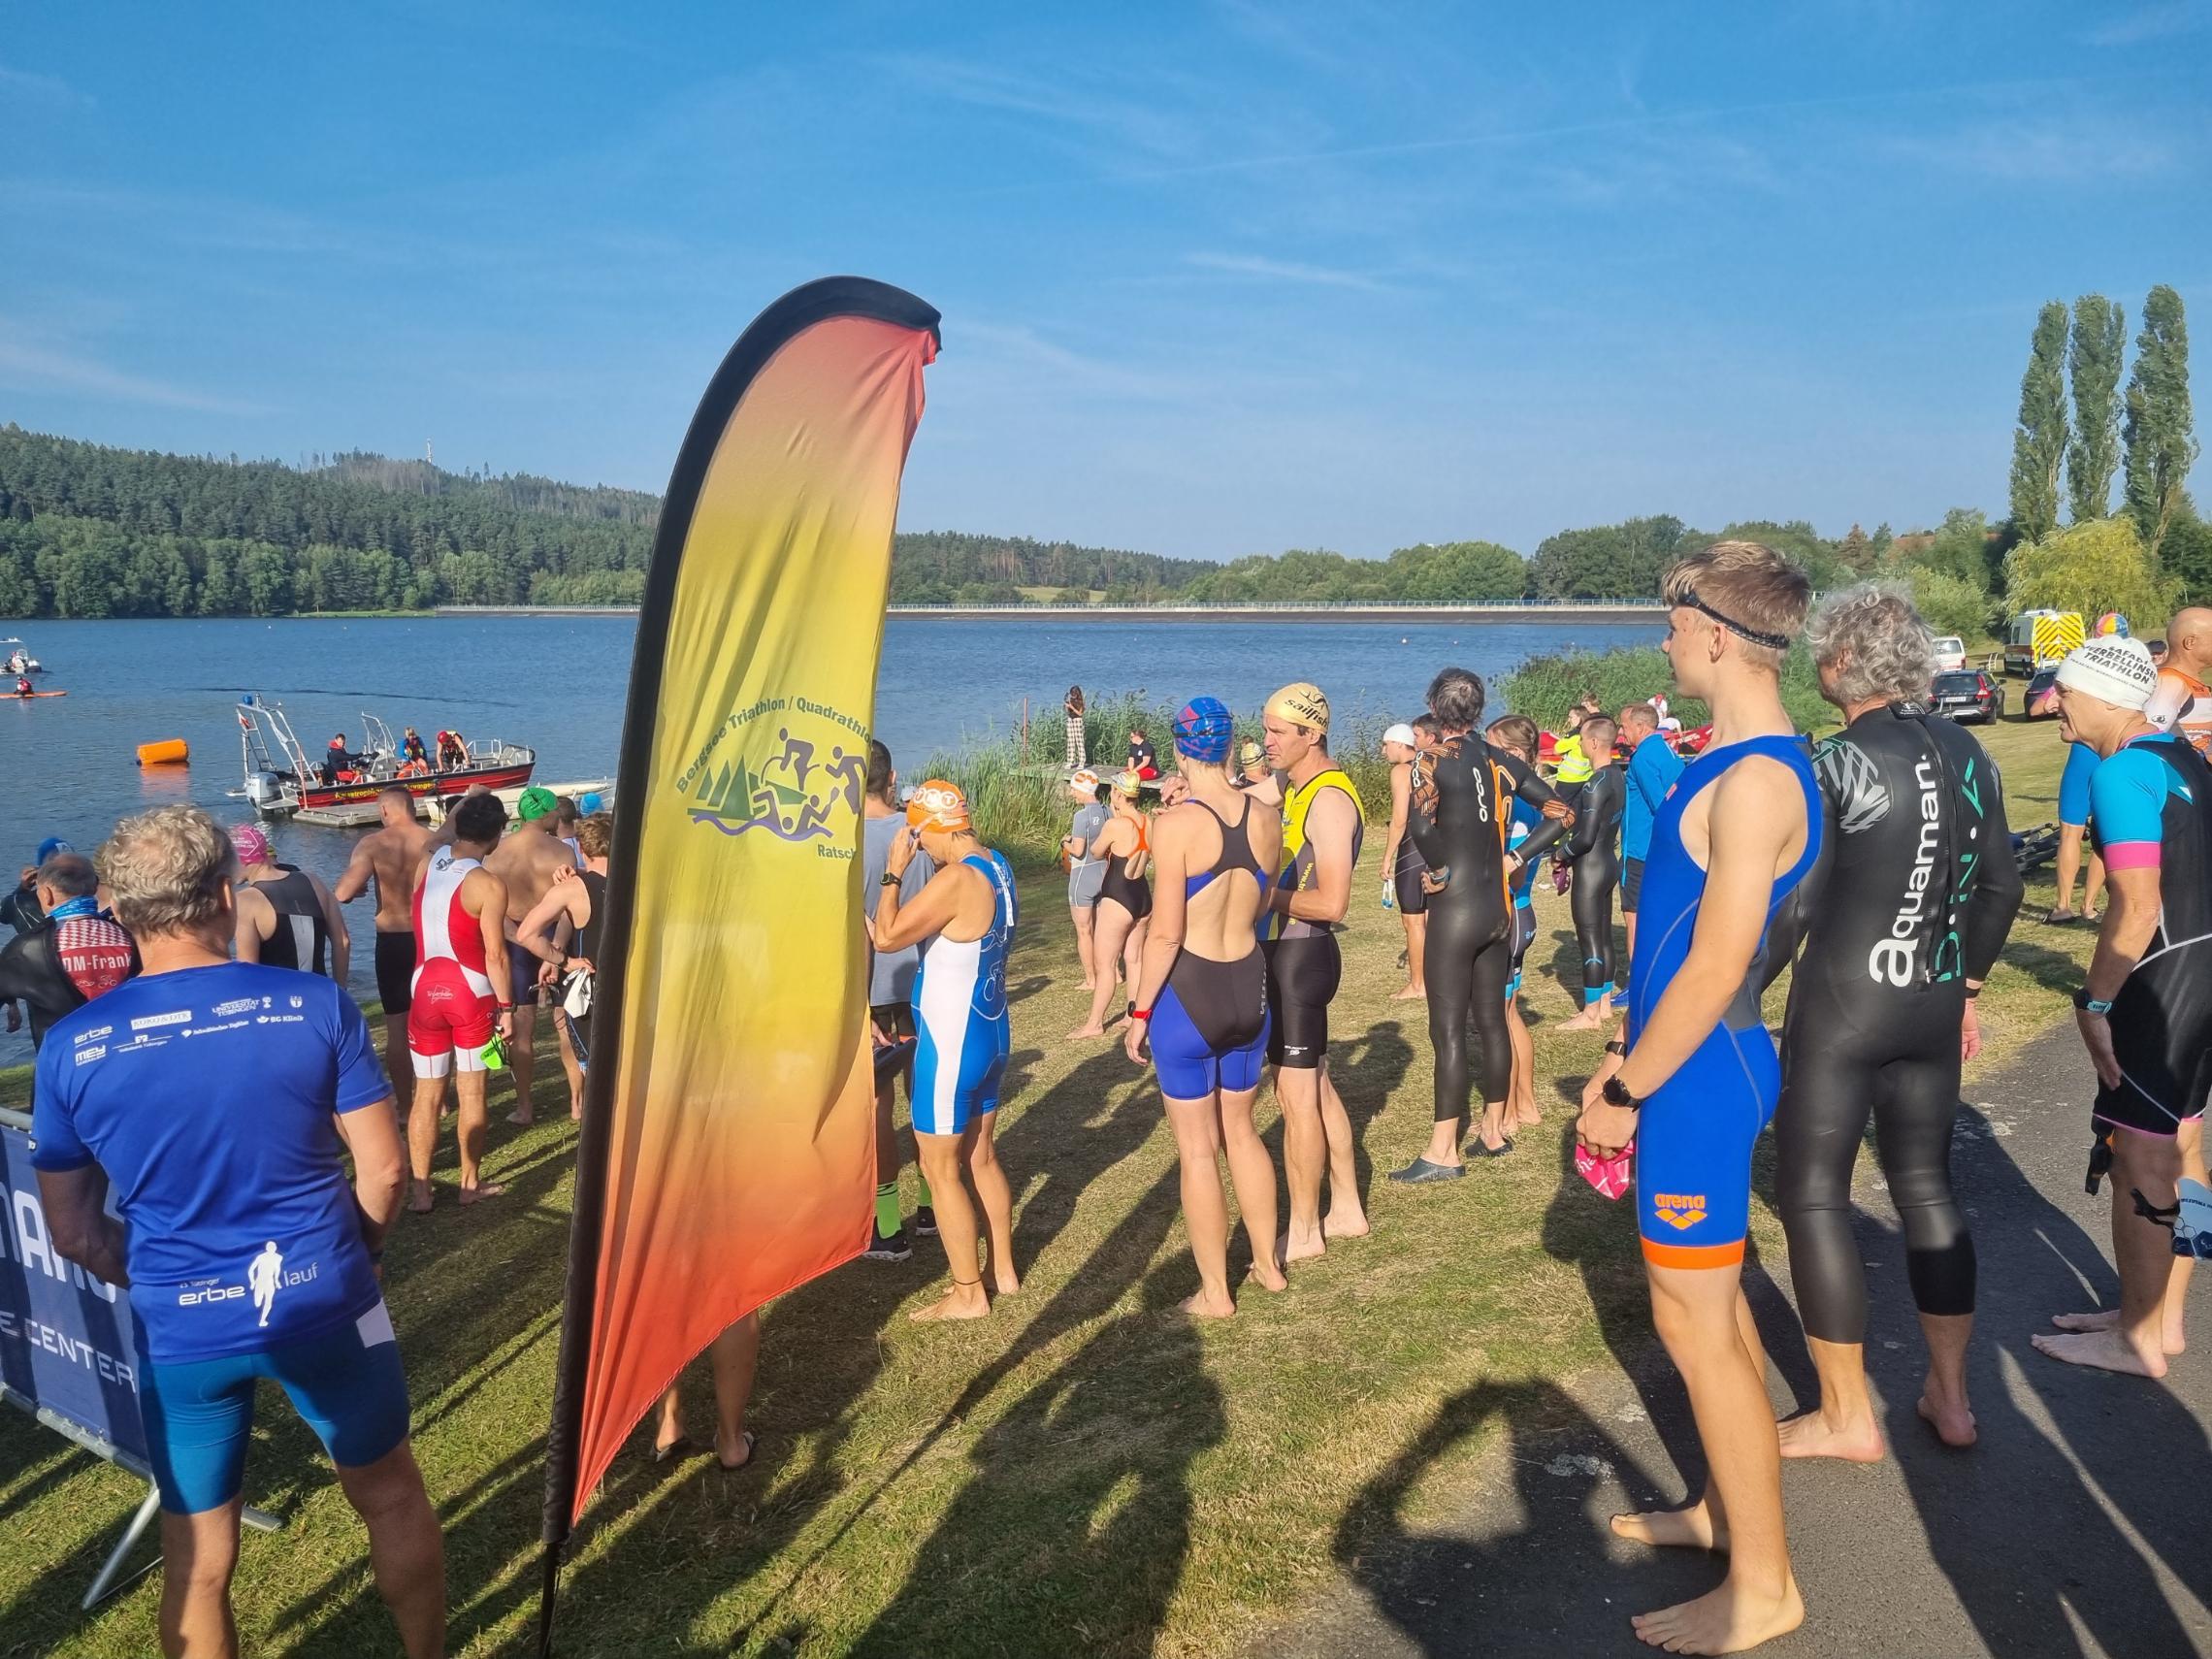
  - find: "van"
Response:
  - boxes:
[2004,610,2084,677]
[1931,635,1967,671]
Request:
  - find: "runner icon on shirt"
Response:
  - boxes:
[248,1241,284,1326]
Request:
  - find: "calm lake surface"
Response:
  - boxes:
[1,614,1660,1063]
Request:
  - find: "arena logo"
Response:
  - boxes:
[680,696,870,851]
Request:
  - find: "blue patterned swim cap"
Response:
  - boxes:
[1174,697,1235,764]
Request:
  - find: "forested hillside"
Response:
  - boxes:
[0,429,1208,616]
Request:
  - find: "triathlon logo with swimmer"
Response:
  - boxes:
[676,696,869,849]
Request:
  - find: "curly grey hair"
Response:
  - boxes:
[1804,583,1936,707]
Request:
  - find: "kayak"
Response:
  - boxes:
[10,690,66,699]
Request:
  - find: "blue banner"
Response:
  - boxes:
[0,1119,148,1467]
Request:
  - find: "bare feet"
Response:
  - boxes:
[1916,1392,1977,1448]
[1390,983,1426,1001]
[458,1182,506,1206]
[1180,1288,1236,1318]
[910,1285,991,1322]
[1557,1008,1605,1032]
[1322,1208,1370,1240]
[407,1183,434,1215]
[506,1108,534,1127]
[569,1104,583,1122]
[1775,1411,1885,1463]
[1510,1103,1544,1132]
[1065,1024,1108,1040]
[1247,1260,1288,1293]
[992,1267,1022,1296]
[2032,1327,2167,1377]
[2051,1306,2186,1354]
[1078,979,1097,992]
[1632,1575,1805,1654]
[1281,1225,1327,1265]
[1611,1498,1726,1553]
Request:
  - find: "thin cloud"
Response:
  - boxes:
[0,331,262,415]
[1186,252,1394,293]
[0,61,92,109]
[2083,2,2207,47]
[1880,113,2183,182]
[878,53,1201,160]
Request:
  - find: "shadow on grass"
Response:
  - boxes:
[1996,937,2093,998]
[1323,1377,1706,1656]
[846,1180,1205,1658]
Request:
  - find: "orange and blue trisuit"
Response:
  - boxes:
[1625,734,1823,1270]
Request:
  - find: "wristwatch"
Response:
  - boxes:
[2072,989,2114,1017]
[1601,1073,1641,1110]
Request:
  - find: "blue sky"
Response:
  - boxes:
[2,2,2207,560]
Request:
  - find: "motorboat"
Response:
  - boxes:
[235,697,536,819]
[2,638,43,675]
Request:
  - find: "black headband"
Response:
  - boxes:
[1678,589,1792,653]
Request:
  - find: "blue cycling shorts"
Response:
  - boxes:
[138,1302,410,1513]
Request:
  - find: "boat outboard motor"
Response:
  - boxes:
[245,770,288,811]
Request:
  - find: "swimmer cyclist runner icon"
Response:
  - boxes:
[248,1241,285,1327]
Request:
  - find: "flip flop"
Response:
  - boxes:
[1387,1155,1466,1184]
[717,1430,758,1473]
[650,1436,705,1465]
[2043,907,2077,925]
[1466,1138,1516,1158]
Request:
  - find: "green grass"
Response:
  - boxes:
[0,712,2097,1658]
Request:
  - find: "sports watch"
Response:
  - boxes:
[2072,989,2114,1017]
[1601,1073,1641,1110]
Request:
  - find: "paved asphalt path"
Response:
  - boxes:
[1263,1022,2211,1658]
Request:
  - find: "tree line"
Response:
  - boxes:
[3,288,2202,627]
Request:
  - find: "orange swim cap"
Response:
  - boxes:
[905,779,971,831]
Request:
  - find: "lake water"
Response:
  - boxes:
[1,613,1660,1063]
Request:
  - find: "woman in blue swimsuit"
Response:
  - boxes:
[1124,697,1287,1317]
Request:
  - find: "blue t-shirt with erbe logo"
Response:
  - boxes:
[31,962,392,1364]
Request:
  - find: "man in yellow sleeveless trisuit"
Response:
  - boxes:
[1256,681,1370,1260]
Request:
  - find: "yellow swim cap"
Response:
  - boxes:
[1265,681,1330,732]
[1112,768,1144,797]
[905,779,971,831]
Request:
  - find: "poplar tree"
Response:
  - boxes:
[2009,302,2068,541]
[2066,294,2126,523]
[2125,285,2199,561]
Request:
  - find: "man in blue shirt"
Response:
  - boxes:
[33,806,443,1658]
[1618,702,1685,964]
[2035,638,2212,1382]
[2049,737,2108,923]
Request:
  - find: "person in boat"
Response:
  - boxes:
[436,730,469,771]
[401,727,430,769]
[324,733,361,786]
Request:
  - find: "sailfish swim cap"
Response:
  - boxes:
[1265,681,1331,732]
[1173,698,1235,764]
[905,779,971,831]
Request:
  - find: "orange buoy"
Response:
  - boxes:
[137,738,189,766]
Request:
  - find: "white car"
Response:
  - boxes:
[1931,635,1967,671]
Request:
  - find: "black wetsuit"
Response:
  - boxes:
[248,866,332,976]
[1567,763,1625,1003]
[1772,702,2024,1343]
[1410,734,1565,1118]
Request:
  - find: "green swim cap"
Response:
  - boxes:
[516,786,558,822]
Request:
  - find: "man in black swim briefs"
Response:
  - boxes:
[337,787,437,1101]
[1257,681,1370,1257]
[1772,586,2024,1459]
[1397,667,1567,1178]
[2034,635,2212,1379]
